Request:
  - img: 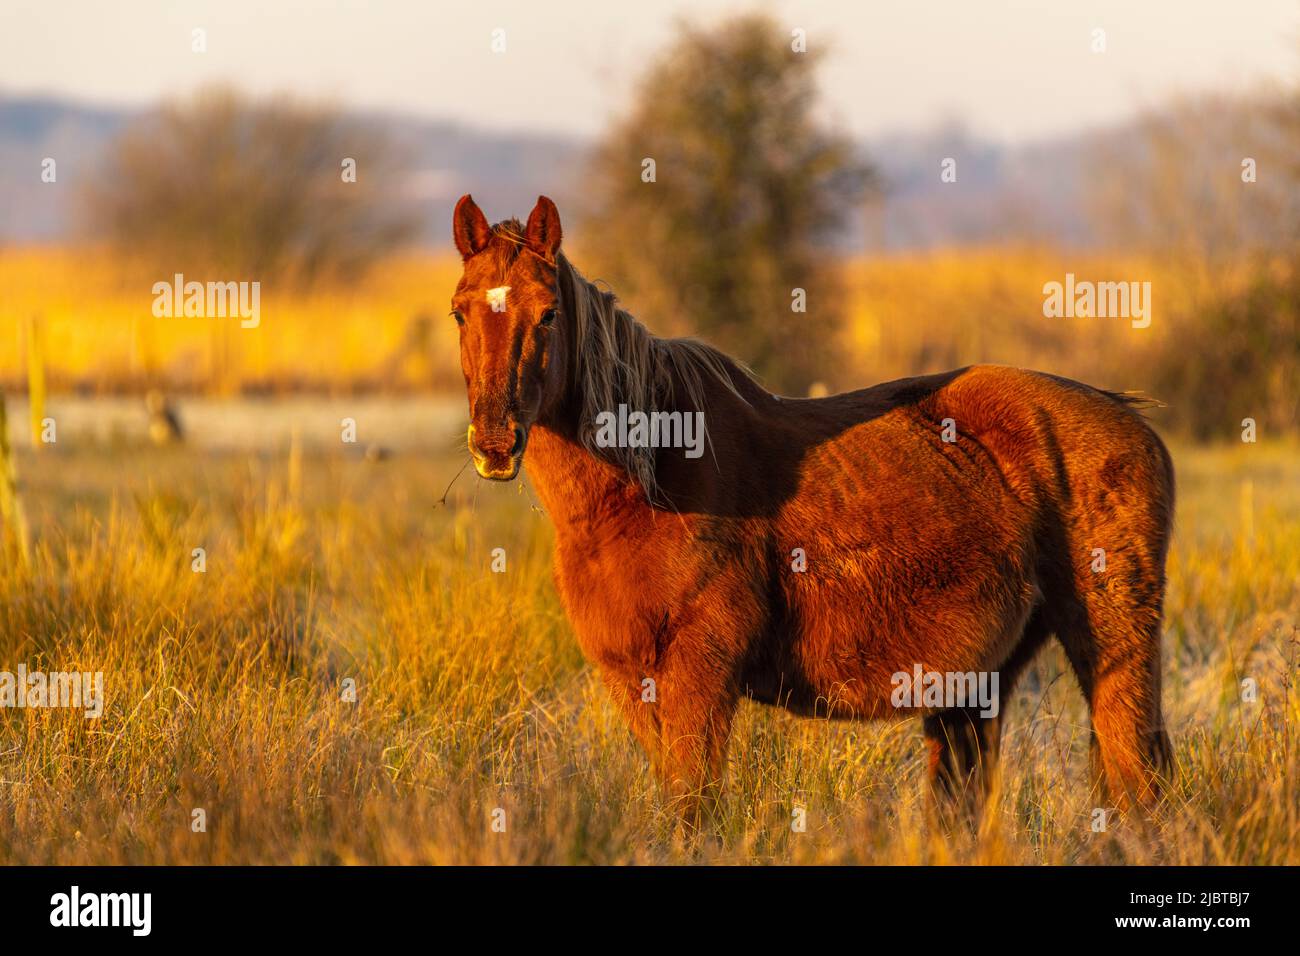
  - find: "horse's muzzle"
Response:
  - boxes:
[468,423,527,480]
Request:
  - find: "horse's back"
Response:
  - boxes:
[760,365,1173,714]
[789,364,1172,516]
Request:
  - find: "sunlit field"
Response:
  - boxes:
[0,432,1295,864]
[0,246,1258,400]
[0,250,467,394]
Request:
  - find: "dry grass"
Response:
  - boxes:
[0,248,467,394]
[1,245,1264,401]
[0,436,1295,864]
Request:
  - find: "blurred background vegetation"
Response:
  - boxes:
[84,88,418,283]
[1,12,1297,439]
[578,15,873,394]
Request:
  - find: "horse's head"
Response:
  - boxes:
[450,194,565,481]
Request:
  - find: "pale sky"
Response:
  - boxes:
[2,0,1297,142]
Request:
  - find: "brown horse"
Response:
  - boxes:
[449,194,1174,824]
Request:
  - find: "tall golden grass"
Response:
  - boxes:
[0,245,1260,400]
[0,249,466,394]
[0,436,1295,864]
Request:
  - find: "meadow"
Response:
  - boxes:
[0,246,1230,400]
[0,431,1295,865]
[0,246,1296,864]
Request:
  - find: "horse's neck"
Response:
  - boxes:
[523,421,646,533]
[522,297,755,530]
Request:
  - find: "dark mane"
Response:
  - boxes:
[555,251,752,498]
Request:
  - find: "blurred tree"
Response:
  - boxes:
[1147,271,1300,439]
[580,14,874,394]
[1085,93,1300,270]
[1084,86,1300,437]
[84,87,416,283]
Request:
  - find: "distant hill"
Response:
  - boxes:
[0,93,1140,251]
[861,124,1105,251]
[0,95,587,248]
[0,96,136,241]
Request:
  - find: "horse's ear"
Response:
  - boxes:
[524,195,562,259]
[453,194,491,260]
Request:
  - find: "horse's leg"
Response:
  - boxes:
[600,632,741,831]
[924,708,998,818]
[1053,466,1174,814]
[1056,594,1171,813]
[924,606,1052,819]
[599,663,665,767]
[654,642,740,831]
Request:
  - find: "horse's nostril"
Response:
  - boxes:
[468,423,525,460]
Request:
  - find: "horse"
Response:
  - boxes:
[448,193,1175,825]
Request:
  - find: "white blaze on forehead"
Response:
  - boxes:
[486,286,511,312]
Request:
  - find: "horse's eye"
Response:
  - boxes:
[450,310,465,327]
[540,308,557,327]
